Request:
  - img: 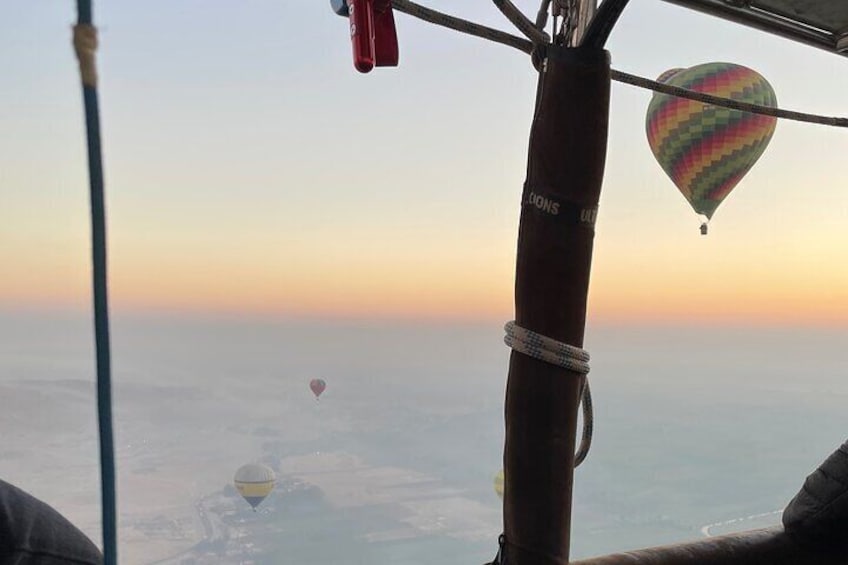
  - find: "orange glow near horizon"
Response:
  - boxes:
[4,240,848,327]
[3,0,848,332]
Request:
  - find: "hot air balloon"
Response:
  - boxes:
[494,469,504,500]
[310,378,326,399]
[234,463,276,510]
[645,62,778,234]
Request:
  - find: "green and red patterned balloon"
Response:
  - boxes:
[646,62,778,227]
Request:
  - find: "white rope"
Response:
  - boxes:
[504,320,593,467]
[504,321,590,374]
[492,0,550,44]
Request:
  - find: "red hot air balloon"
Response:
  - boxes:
[309,378,326,399]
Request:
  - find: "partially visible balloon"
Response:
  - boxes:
[646,62,777,227]
[234,463,276,510]
[494,469,504,500]
[310,378,326,399]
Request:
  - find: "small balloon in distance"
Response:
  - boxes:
[310,378,326,399]
[494,469,504,500]
[233,463,276,510]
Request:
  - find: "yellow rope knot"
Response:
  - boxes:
[73,24,98,87]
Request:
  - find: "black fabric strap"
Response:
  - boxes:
[522,185,598,229]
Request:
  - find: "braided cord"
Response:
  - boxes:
[504,321,590,374]
[612,69,848,128]
[504,321,593,468]
[492,0,550,44]
[392,0,533,53]
[574,379,592,466]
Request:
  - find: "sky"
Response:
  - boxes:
[1,1,847,326]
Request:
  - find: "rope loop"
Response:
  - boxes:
[504,321,594,467]
[504,321,590,374]
[73,24,98,87]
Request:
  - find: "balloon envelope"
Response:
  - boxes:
[310,378,326,398]
[645,62,777,220]
[234,463,276,509]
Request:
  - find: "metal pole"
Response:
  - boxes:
[75,2,118,562]
[502,44,610,565]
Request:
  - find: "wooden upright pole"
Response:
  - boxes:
[502,45,610,565]
[572,0,598,46]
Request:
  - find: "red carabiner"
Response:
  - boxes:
[348,0,375,73]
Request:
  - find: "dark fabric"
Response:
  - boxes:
[571,526,848,564]
[503,45,611,565]
[783,439,848,546]
[0,480,102,564]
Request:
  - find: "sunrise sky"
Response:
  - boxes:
[1,1,847,326]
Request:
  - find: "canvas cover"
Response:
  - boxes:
[661,0,848,57]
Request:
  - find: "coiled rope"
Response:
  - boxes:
[74,1,118,563]
[393,0,848,129]
[504,321,589,373]
[504,322,593,467]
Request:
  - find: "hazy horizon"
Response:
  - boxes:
[2,310,846,562]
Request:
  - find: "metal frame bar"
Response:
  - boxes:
[660,0,848,57]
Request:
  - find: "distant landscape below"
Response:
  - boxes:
[1,311,845,563]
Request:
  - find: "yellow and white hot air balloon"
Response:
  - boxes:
[494,469,504,500]
[234,463,276,510]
